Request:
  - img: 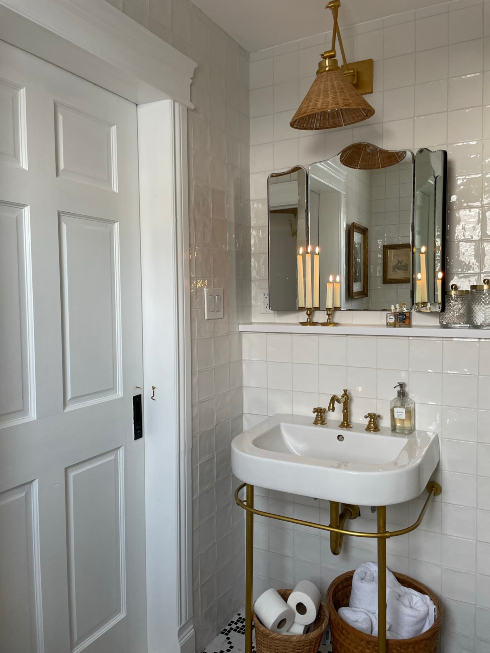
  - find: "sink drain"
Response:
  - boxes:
[337,434,344,441]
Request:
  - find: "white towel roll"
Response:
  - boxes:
[254,589,295,634]
[338,607,373,635]
[386,589,433,639]
[350,562,400,612]
[287,580,321,625]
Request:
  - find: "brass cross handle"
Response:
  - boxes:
[312,407,327,426]
[364,413,380,432]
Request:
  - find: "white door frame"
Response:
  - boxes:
[0,2,197,652]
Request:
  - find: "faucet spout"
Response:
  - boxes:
[328,389,352,429]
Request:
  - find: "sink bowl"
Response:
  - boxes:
[232,414,440,506]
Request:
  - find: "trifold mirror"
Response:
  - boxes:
[267,143,447,313]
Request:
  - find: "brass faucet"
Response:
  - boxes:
[328,389,352,429]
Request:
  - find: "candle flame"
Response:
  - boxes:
[437,272,443,279]
[421,246,426,253]
[336,275,340,282]
[299,247,303,254]
[315,246,319,254]
[417,272,422,280]
[329,275,333,282]
[307,245,311,253]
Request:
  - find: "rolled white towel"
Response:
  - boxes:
[338,607,374,635]
[350,562,401,612]
[386,588,434,639]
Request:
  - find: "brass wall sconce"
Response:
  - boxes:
[290,0,375,130]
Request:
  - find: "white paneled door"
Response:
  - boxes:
[0,40,147,653]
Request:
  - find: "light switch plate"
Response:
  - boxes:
[205,287,224,320]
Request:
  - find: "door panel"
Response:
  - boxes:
[0,201,34,426]
[0,39,147,653]
[59,213,121,409]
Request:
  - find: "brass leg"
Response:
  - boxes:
[245,485,254,653]
[377,506,387,653]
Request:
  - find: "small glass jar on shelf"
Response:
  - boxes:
[439,285,470,328]
[469,279,490,328]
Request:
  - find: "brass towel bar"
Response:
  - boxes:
[235,480,442,653]
[235,481,441,539]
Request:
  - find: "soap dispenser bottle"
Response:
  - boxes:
[390,382,415,434]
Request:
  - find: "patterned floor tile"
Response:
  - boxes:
[203,610,332,653]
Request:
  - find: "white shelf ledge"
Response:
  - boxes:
[238,323,490,338]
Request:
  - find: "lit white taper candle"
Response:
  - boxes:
[437,271,443,304]
[305,246,312,308]
[326,274,334,309]
[313,247,320,308]
[334,275,341,308]
[297,247,305,307]
[420,246,428,303]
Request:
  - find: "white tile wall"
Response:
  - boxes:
[242,332,490,650]
[107,0,250,649]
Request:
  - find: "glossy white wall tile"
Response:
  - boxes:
[243,332,490,648]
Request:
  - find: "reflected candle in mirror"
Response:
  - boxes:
[314,247,320,308]
[326,274,334,309]
[305,246,312,308]
[420,246,428,303]
[334,275,340,308]
[437,272,443,304]
[297,247,305,307]
[416,272,423,303]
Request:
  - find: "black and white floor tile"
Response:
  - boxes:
[203,611,332,653]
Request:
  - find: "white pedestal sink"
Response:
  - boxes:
[232,414,440,506]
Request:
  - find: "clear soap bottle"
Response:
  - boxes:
[390,382,415,435]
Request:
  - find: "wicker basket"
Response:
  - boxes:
[327,571,443,653]
[253,589,329,653]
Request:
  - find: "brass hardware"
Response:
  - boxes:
[136,385,141,388]
[245,485,254,653]
[299,307,319,326]
[365,413,381,432]
[378,506,387,653]
[151,386,156,400]
[312,407,327,426]
[341,59,374,95]
[328,389,352,429]
[320,307,338,326]
[330,502,360,555]
[238,481,441,653]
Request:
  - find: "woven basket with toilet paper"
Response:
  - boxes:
[327,567,443,653]
[253,581,328,653]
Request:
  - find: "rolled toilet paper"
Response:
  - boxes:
[287,580,321,626]
[254,589,295,634]
[285,622,307,635]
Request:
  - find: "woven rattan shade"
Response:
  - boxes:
[290,68,375,130]
[340,142,407,169]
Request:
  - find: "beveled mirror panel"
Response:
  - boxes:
[267,166,307,311]
[413,148,447,313]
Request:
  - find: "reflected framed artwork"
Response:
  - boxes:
[383,243,411,284]
[349,222,368,299]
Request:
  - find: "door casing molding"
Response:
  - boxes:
[0,2,197,652]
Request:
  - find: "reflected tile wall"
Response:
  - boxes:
[249,0,490,322]
[107,0,251,649]
[242,332,490,650]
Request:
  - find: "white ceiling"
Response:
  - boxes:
[190,0,448,53]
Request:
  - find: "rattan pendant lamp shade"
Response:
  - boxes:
[290,0,375,130]
[290,67,375,130]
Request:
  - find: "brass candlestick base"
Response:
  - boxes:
[299,307,319,326]
[320,307,338,326]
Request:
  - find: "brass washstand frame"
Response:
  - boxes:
[235,480,442,653]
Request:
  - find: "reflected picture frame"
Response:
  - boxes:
[349,222,368,299]
[383,243,411,284]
